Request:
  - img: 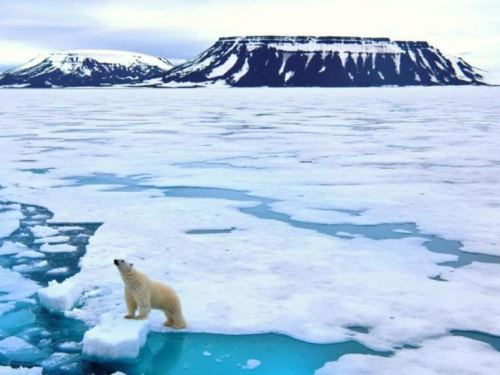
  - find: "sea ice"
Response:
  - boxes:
[0,366,42,374]
[0,336,48,363]
[39,244,77,253]
[82,313,150,361]
[0,87,499,374]
[315,336,500,375]
[30,226,59,238]
[242,359,261,370]
[46,267,70,275]
[0,310,36,334]
[14,251,46,259]
[38,281,81,312]
[0,267,39,312]
[0,242,27,255]
[12,261,49,273]
[0,210,23,238]
[34,236,70,244]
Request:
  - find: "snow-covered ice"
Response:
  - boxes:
[39,244,77,253]
[38,281,81,312]
[315,336,500,375]
[12,260,49,273]
[34,236,70,244]
[0,242,27,255]
[46,267,70,275]
[14,250,46,259]
[0,87,499,372]
[82,313,150,361]
[30,226,59,238]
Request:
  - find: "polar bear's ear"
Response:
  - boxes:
[130,263,134,268]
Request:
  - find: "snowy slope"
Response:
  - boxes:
[162,36,486,87]
[0,50,174,88]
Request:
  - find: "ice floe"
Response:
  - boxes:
[38,281,81,312]
[82,313,150,361]
[0,87,499,373]
[315,336,500,375]
[0,336,48,363]
[39,244,77,253]
[0,242,27,255]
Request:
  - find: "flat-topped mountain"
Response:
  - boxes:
[161,36,485,87]
[0,50,174,88]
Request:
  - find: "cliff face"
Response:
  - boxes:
[162,36,485,87]
[0,50,173,88]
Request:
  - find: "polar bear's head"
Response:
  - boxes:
[114,259,134,273]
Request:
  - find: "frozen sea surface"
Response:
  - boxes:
[0,87,500,374]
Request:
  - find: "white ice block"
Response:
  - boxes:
[38,281,81,312]
[82,313,150,362]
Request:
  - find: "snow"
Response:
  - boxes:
[47,267,70,275]
[0,242,27,255]
[14,50,173,74]
[31,225,59,238]
[242,359,261,370]
[38,281,81,312]
[34,235,70,244]
[448,56,471,82]
[315,336,500,375]
[0,210,23,238]
[231,59,250,82]
[82,313,150,361]
[12,260,49,273]
[0,87,499,372]
[14,250,46,259]
[207,54,238,79]
[39,243,77,253]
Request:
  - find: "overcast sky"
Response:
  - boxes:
[1,0,499,72]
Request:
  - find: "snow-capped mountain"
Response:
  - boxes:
[0,50,174,87]
[161,36,485,87]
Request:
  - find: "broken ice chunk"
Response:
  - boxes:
[0,310,36,334]
[14,250,46,259]
[0,336,48,363]
[82,313,150,362]
[31,226,59,238]
[40,244,77,253]
[0,242,28,255]
[38,281,82,312]
[12,260,49,273]
[34,236,70,244]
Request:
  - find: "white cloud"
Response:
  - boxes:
[0,41,51,67]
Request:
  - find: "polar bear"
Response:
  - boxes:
[113,259,187,329]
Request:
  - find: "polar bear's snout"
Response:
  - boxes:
[114,259,120,266]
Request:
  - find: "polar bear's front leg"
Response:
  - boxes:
[135,290,151,320]
[136,300,151,320]
[124,287,137,319]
